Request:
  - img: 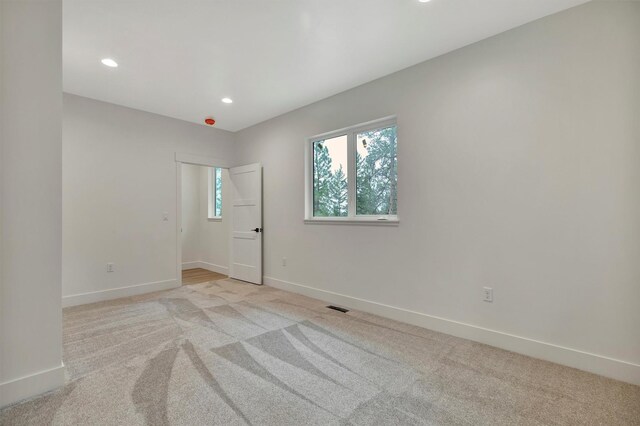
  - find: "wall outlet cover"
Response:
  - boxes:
[483,287,493,302]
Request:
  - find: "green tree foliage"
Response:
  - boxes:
[328,165,348,216]
[313,126,397,217]
[356,127,397,215]
[215,167,222,217]
[313,142,334,216]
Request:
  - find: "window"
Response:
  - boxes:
[208,167,223,219]
[305,116,398,224]
[313,135,348,217]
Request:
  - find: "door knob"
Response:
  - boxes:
[252,228,263,233]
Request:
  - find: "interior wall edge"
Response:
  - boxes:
[1,0,63,406]
[0,363,65,409]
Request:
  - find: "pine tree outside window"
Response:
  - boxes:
[214,167,222,217]
[305,116,398,225]
[312,135,348,217]
[208,167,223,219]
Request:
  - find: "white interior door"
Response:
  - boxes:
[229,163,262,284]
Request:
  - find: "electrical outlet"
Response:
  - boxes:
[282,257,287,267]
[483,287,493,302]
[107,263,114,273]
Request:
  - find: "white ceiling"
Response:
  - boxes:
[63,0,589,132]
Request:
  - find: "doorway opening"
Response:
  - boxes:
[180,163,230,285]
[175,153,263,287]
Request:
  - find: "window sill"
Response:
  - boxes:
[207,217,222,222]
[304,217,399,226]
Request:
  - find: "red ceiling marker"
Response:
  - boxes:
[204,117,216,126]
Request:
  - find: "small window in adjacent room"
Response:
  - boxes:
[208,167,223,219]
[306,116,398,224]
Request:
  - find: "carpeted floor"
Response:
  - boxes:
[1,278,639,425]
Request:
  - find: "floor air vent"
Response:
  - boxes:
[327,305,349,313]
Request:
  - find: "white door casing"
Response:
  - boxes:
[229,163,262,284]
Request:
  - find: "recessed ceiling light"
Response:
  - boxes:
[221,97,233,104]
[101,58,118,68]
[418,0,431,3]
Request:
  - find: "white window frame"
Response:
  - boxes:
[207,167,223,221]
[304,115,399,226]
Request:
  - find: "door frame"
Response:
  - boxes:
[175,153,233,286]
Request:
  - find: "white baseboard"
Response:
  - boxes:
[0,363,65,408]
[62,279,179,308]
[264,276,640,386]
[194,261,228,275]
[181,261,200,270]
[182,261,228,275]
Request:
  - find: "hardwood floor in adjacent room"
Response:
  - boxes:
[182,268,227,285]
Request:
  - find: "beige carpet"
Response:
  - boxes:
[1,278,639,425]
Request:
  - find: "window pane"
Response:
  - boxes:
[215,168,222,217]
[356,126,397,215]
[313,135,348,217]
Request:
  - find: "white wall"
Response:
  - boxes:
[62,94,236,306]
[197,167,231,273]
[234,1,640,384]
[181,164,231,274]
[181,164,200,264]
[0,0,64,407]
